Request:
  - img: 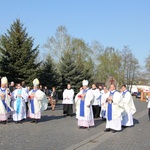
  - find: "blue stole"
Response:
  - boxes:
[80,89,89,117]
[16,89,22,114]
[1,88,11,112]
[122,90,128,98]
[30,90,37,113]
[107,90,116,121]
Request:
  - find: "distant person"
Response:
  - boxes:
[9,81,16,93]
[49,87,58,111]
[39,85,43,91]
[43,86,50,97]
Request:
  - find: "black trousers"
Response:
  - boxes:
[25,102,28,115]
[92,105,100,118]
[63,104,73,116]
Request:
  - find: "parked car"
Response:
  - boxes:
[136,92,141,98]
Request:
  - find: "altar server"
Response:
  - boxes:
[62,84,74,117]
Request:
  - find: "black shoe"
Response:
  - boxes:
[2,121,6,124]
[35,119,38,123]
[15,121,18,124]
[122,125,127,128]
[111,130,117,133]
[30,120,35,123]
[18,121,22,124]
[104,128,111,132]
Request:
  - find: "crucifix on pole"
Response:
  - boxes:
[109,77,114,85]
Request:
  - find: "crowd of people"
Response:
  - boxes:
[0,76,141,133]
[0,77,48,124]
[62,80,137,132]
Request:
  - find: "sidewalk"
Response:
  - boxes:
[0,99,148,150]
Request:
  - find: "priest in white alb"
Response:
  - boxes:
[0,77,13,124]
[11,83,28,123]
[104,84,124,133]
[28,78,48,123]
[77,80,94,129]
[62,84,74,117]
[121,85,136,127]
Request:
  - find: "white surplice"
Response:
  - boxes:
[91,89,101,106]
[62,89,74,104]
[121,90,136,126]
[100,91,110,118]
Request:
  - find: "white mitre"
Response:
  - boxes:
[1,77,8,85]
[82,80,88,86]
[33,78,40,86]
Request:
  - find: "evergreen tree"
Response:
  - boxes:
[59,50,93,94]
[0,19,40,84]
[38,54,59,89]
[59,50,77,92]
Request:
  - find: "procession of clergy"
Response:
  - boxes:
[0,76,136,133]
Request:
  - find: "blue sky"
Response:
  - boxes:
[0,0,150,66]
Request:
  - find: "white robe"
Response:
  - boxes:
[147,97,150,108]
[62,89,74,104]
[106,91,124,131]
[0,88,13,121]
[77,88,94,127]
[75,92,81,119]
[12,88,28,121]
[91,89,101,106]
[100,91,110,118]
[121,91,136,126]
[28,89,47,119]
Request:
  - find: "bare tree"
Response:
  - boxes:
[121,46,139,91]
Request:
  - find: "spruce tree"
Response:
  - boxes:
[38,54,59,89]
[59,50,92,94]
[0,19,40,84]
